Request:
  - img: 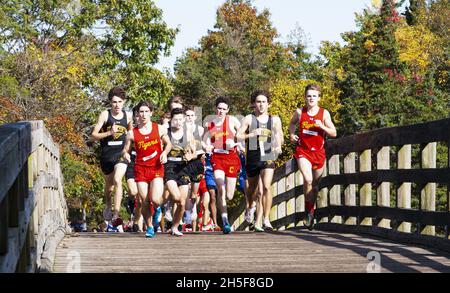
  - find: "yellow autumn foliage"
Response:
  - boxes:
[395,23,443,75]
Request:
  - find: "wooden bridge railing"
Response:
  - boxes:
[232,118,450,251]
[0,121,68,272]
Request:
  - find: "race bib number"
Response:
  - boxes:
[302,129,318,136]
[108,141,123,146]
[142,151,158,161]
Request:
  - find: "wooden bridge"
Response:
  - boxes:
[1,119,449,273]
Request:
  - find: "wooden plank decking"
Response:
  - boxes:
[53,229,450,273]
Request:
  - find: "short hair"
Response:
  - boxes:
[250,90,271,104]
[108,87,126,101]
[132,105,139,116]
[304,84,321,96]
[167,96,184,110]
[215,96,230,109]
[135,100,154,112]
[170,107,184,118]
[184,105,196,113]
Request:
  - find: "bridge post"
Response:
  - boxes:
[359,150,372,226]
[294,169,304,227]
[344,152,356,225]
[377,146,391,228]
[273,177,285,229]
[421,142,436,236]
[286,170,296,229]
[328,155,341,223]
[397,145,412,233]
[0,196,8,255]
[317,162,328,223]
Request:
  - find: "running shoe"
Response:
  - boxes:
[263,224,274,231]
[213,225,222,232]
[164,203,173,222]
[152,206,162,228]
[223,224,232,234]
[112,215,123,227]
[254,225,264,232]
[304,212,315,231]
[106,224,118,232]
[244,209,251,223]
[145,226,155,238]
[171,228,183,237]
[132,224,140,233]
[245,206,256,223]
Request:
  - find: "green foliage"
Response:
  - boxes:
[173,0,287,113]
[321,0,449,136]
[0,0,177,227]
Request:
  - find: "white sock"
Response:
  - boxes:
[221,213,229,225]
[264,218,271,226]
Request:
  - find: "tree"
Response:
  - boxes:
[173,0,287,113]
[404,0,426,25]
[0,0,178,227]
[319,0,448,136]
[90,0,178,106]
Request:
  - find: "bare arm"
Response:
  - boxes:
[236,115,252,141]
[184,130,197,161]
[202,121,213,153]
[159,124,171,164]
[126,111,133,131]
[121,130,134,162]
[288,109,301,143]
[91,111,112,141]
[272,116,284,153]
[317,110,337,138]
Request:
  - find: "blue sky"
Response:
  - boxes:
[154,0,375,72]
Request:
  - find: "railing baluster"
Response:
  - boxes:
[421,142,436,236]
[286,172,295,229]
[344,152,356,225]
[294,170,304,227]
[317,161,328,223]
[275,177,285,230]
[398,145,412,233]
[329,155,341,223]
[360,149,372,226]
[377,146,391,228]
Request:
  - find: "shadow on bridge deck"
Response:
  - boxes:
[53,229,450,273]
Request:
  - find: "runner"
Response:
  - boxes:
[237,90,283,231]
[204,96,242,234]
[122,100,171,238]
[125,106,141,232]
[288,84,337,230]
[164,107,196,236]
[91,87,132,232]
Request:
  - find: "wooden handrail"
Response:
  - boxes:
[231,118,450,251]
[0,121,68,272]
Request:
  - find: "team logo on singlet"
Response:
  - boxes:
[229,166,235,173]
[214,131,229,140]
[137,139,159,150]
[108,125,127,140]
[301,121,317,130]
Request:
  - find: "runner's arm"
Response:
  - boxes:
[318,110,337,138]
[159,124,172,163]
[91,111,112,141]
[236,115,252,141]
[288,109,301,143]
[273,116,284,152]
[121,130,134,163]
